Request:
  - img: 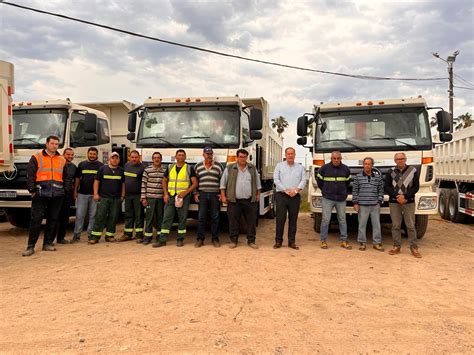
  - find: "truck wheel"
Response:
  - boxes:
[6,209,31,228]
[448,190,466,223]
[313,213,322,233]
[438,189,450,220]
[0,208,7,223]
[415,215,428,239]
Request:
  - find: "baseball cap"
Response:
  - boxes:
[110,152,120,158]
[203,146,213,154]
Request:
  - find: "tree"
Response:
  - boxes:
[455,112,472,131]
[271,116,289,137]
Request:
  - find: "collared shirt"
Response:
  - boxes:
[273,161,306,192]
[220,164,262,199]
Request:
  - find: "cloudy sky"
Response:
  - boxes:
[1,0,473,162]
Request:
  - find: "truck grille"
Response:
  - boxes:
[0,163,28,190]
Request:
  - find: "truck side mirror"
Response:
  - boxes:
[127,132,136,141]
[128,111,137,133]
[249,108,263,130]
[436,110,451,132]
[84,113,97,133]
[439,132,452,142]
[296,116,308,136]
[297,137,307,145]
[250,131,262,140]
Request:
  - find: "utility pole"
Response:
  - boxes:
[432,50,460,133]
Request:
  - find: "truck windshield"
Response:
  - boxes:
[315,108,432,152]
[137,106,240,148]
[12,109,67,148]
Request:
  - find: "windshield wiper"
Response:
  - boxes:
[13,138,41,145]
[139,136,176,147]
[181,136,226,148]
[370,137,417,150]
[319,139,365,151]
[180,136,209,139]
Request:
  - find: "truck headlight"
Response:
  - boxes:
[311,196,322,208]
[418,196,437,210]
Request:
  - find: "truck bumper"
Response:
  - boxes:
[0,189,31,208]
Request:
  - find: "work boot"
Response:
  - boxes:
[410,247,422,258]
[136,237,144,244]
[373,243,384,252]
[88,239,99,245]
[212,239,221,248]
[176,239,184,247]
[388,246,401,255]
[152,240,166,248]
[194,240,204,248]
[105,237,116,243]
[320,241,329,249]
[56,239,71,244]
[340,241,352,250]
[22,248,35,257]
[42,244,56,252]
[229,242,238,249]
[273,242,282,249]
[288,243,300,250]
[142,237,152,245]
[359,242,366,251]
[71,236,80,244]
[116,235,131,242]
[248,242,259,249]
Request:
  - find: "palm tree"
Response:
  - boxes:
[271,116,289,137]
[455,112,472,131]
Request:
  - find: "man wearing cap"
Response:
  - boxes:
[117,150,146,243]
[194,147,224,248]
[156,149,198,247]
[89,152,125,244]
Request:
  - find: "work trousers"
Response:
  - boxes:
[27,195,64,249]
[74,193,97,238]
[56,193,73,242]
[389,202,417,248]
[160,194,191,242]
[197,191,220,242]
[275,192,301,245]
[227,199,258,244]
[124,195,144,238]
[320,197,348,241]
[357,204,382,244]
[90,197,121,240]
[144,197,164,239]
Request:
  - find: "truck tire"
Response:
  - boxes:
[313,213,322,233]
[448,190,466,223]
[415,215,428,239]
[438,189,450,220]
[0,208,7,223]
[6,209,31,228]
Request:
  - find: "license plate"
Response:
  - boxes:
[0,191,17,198]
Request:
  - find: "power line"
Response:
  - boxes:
[453,85,474,91]
[453,73,474,88]
[1,1,448,82]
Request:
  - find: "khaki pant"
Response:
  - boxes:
[389,202,417,248]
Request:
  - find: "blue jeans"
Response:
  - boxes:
[197,191,220,241]
[320,197,348,241]
[74,193,98,238]
[357,205,382,244]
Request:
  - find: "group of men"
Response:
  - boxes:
[21,135,421,258]
[317,150,422,258]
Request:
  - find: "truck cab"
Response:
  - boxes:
[296,97,451,238]
[0,99,112,227]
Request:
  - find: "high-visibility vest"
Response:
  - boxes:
[33,151,66,197]
[168,163,190,196]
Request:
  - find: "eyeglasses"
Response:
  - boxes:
[395,158,406,161]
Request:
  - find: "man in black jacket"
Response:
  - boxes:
[316,151,352,250]
[384,152,422,258]
[23,136,71,256]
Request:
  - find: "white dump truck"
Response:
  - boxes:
[127,95,283,217]
[0,60,14,173]
[0,98,113,227]
[296,97,452,238]
[435,125,474,223]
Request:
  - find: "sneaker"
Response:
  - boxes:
[194,240,204,248]
[248,242,259,249]
[42,244,56,252]
[410,247,422,258]
[212,240,221,248]
[359,242,366,251]
[88,239,99,245]
[176,240,184,247]
[320,241,328,249]
[142,238,152,245]
[152,241,166,248]
[229,242,238,249]
[340,241,352,250]
[22,248,35,257]
[373,243,384,252]
[388,246,401,255]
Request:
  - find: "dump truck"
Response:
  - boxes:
[435,125,474,223]
[296,97,452,238]
[0,60,14,173]
[127,95,283,217]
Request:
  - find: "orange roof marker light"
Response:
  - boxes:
[185,98,191,103]
[314,159,325,166]
[195,98,201,102]
[367,101,373,105]
[356,102,362,106]
[378,101,385,105]
[175,98,181,102]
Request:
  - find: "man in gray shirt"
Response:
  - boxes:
[220,149,262,249]
[273,147,306,250]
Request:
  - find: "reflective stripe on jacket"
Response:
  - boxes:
[33,151,66,197]
[168,163,190,196]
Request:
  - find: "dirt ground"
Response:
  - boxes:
[0,214,473,354]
